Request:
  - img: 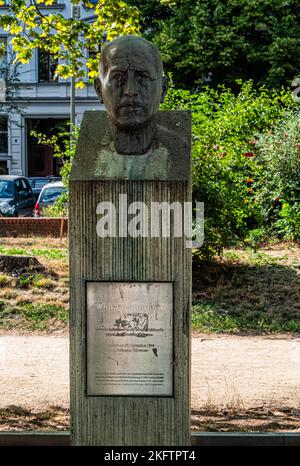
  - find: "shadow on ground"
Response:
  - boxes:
[191,407,300,432]
[0,405,69,431]
[1,405,299,433]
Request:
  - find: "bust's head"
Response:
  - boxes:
[94,35,168,130]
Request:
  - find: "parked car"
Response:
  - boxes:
[0,175,36,217]
[28,176,61,200]
[34,181,67,217]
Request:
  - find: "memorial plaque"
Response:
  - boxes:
[87,282,173,396]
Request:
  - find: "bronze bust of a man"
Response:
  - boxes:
[94,35,168,155]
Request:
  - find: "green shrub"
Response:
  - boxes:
[162,80,296,257]
[257,110,300,240]
[243,228,270,251]
[257,111,300,199]
[16,275,34,289]
[275,202,300,240]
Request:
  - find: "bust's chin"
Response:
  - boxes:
[111,115,154,131]
[108,115,157,155]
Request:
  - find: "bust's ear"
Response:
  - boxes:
[160,75,169,103]
[94,77,103,103]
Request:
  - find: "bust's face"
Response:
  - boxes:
[95,41,166,130]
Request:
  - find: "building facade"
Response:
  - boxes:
[0,0,102,176]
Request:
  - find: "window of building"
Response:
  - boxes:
[0,116,8,153]
[38,50,58,83]
[0,161,8,175]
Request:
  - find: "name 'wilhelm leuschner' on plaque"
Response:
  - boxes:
[87,282,173,396]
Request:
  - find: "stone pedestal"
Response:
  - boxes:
[70,110,191,446]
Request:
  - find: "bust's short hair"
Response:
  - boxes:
[99,35,163,78]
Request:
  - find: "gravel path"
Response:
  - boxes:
[0,334,69,410]
[192,333,300,410]
[0,333,299,411]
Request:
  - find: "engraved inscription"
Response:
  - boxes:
[87,282,173,396]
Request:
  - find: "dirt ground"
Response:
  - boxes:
[0,239,299,431]
[0,331,299,432]
[191,332,300,431]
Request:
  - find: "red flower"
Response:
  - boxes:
[243,152,255,158]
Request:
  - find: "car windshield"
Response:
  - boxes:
[0,181,14,198]
[29,179,49,189]
[40,187,66,203]
[35,180,49,189]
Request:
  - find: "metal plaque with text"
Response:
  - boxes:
[87,282,173,396]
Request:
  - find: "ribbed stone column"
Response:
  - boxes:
[70,110,191,446]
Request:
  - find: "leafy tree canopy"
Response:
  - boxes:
[131,0,300,90]
[126,0,172,37]
[0,0,140,87]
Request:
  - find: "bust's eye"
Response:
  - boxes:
[136,72,150,85]
[112,72,126,84]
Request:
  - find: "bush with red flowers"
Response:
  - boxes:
[162,80,297,257]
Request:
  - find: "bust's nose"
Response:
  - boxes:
[123,70,138,97]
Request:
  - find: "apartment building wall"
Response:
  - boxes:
[0,0,103,176]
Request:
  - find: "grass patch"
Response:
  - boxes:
[31,288,46,295]
[16,275,34,289]
[193,304,300,333]
[0,238,69,332]
[0,302,68,330]
[15,273,56,290]
[223,251,241,264]
[0,289,17,299]
[1,238,299,334]
[0,245,68,260]
[15,296,33,305]
[0,274,10,287]
[32,275,55,290]
[245,250,289,266]
[192,247,300,334]
[21,303,68,321]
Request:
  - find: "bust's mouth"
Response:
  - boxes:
[119,102,143,109]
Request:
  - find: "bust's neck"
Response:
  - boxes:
[111,120,157,155]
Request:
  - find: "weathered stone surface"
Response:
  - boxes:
[70,181,191,446]
[71,110,191,181]
[70,109,192,446]
[94,35,168,155]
